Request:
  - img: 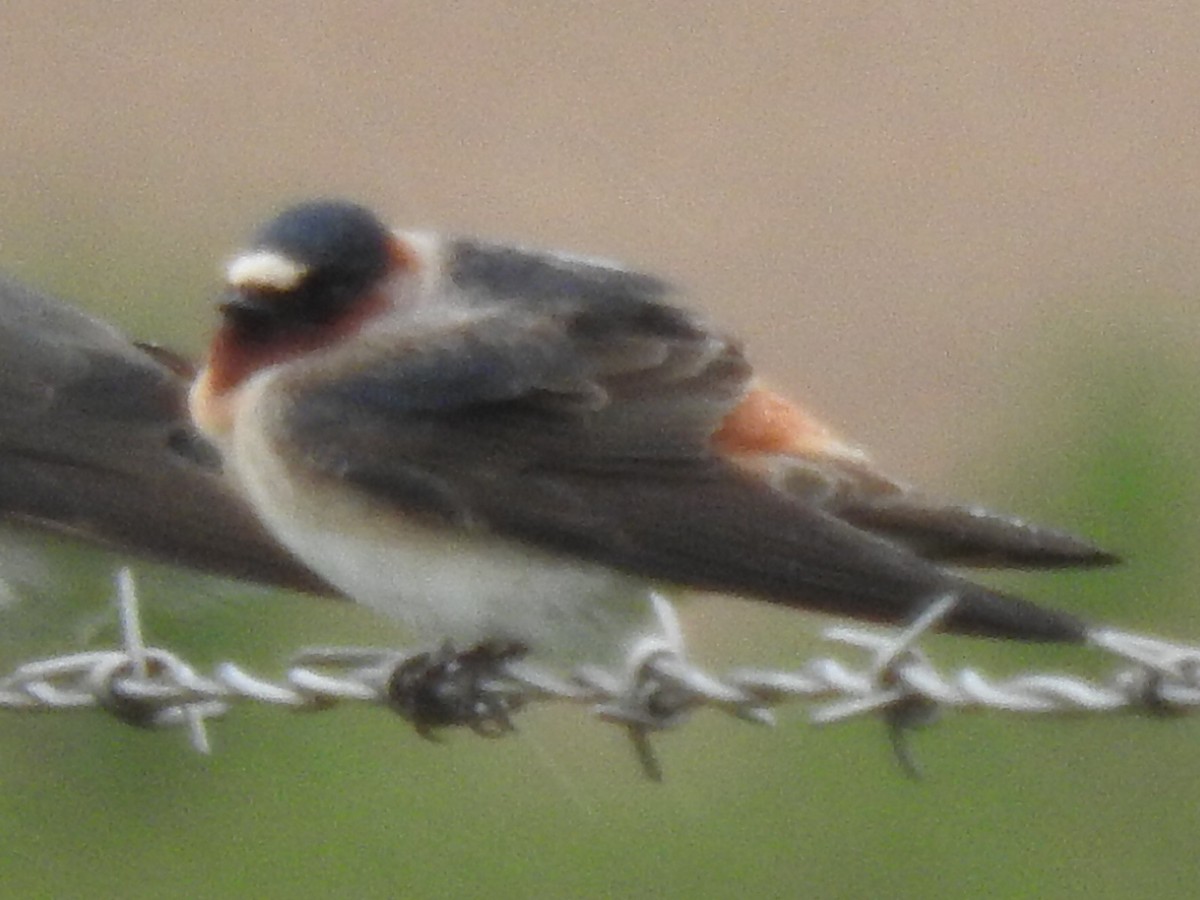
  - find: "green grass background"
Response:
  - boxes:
[0,272,1196,900]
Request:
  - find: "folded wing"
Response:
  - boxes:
[279,251,1103,642]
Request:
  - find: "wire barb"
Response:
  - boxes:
[1,571,1198,778]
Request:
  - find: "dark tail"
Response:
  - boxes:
[834,493,1119,570]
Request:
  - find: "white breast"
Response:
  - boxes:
[221,372,663,665]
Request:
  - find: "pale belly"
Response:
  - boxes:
[266,512,663,664]
[225,384,663,665]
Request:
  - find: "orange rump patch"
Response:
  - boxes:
[712,386,864,462]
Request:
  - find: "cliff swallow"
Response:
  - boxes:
[189,200,1116,663]
[0,272,329,593]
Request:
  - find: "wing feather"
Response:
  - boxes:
[279,247,1089,641]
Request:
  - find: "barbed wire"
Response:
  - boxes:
[1,568,1196,778]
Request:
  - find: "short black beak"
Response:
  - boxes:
[218,291,278,337]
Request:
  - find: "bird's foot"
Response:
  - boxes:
[385,640,529,739]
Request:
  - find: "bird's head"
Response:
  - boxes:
[190,200,410,436]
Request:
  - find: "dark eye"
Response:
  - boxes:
[219,293,284,342]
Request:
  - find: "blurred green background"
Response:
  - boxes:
[1,3,1198,898]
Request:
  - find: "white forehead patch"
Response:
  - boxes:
[225,250,310,291]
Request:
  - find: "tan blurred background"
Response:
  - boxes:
[1,4,1198,898]
[2,2,1196,484]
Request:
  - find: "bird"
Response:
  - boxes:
[0,272,329,594]
[188,199,1117,666]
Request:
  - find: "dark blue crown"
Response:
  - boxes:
[252,200,391,296]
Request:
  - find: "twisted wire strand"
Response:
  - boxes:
[0,569,1193,776]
